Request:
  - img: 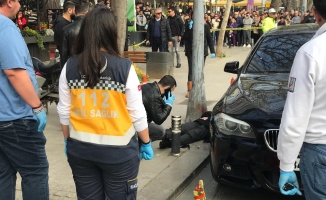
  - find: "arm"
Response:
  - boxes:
[4,69,41,108]
[151,96,172,125]
[57,64,71,138]
[277,50,315,171]
[60,29,69,66]
[166,20,173,41]
[125,65,149,143]
[179,17,185,37]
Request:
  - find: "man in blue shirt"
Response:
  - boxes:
[0,0,48,199]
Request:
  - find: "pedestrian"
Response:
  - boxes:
[242,12,253,47]
[136,9,147,31]
[146,7,173,52]
[262,8,277,33]
[57,7,153,199]
[141,75,177,142]
[183,13,215,98]
[167,6,185,68]
[0,0,48,199]
[53,0,75,65]
[277,0,326,199]
[61,0,89,66]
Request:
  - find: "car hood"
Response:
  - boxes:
[224,73,289,116]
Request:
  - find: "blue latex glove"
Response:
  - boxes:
[35,109,47,132]
[189,20,193,29]
[279,170,302,196]
[163,91,175,107]
[211,53,215,58]
[64,139,67,157]
[139,141,154,160]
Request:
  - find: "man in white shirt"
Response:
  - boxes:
[277,1,326,199]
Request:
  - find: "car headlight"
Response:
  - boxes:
[214,113,255,138]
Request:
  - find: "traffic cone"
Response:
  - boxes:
[142,74,147,83]
[193,180,206,200]
[230,77,235,84]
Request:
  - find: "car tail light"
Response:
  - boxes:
[264,129,279,152]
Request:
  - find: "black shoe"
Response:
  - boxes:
[176,63,181,68]
[159,135,172,149]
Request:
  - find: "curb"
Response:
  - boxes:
[166,155,210,200]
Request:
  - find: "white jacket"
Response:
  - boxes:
[278,23,326,171]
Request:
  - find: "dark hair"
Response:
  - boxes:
[63,1,75,13]
[75,0,90,15]
[158,75,177,88]
[313,0,326,19]
[72,7,119,88]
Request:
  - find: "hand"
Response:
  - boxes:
[278,170,302,196]
[64,139,67,157]
[178,36,181,42]
[139,141,154,160]
[146,40,150,45]
[189,20,193,29]
[34,108,47,132]
[211,53,215,58]
[168,41,173,46]
[163,91,175,106]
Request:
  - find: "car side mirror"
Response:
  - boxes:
[224,61,239,74]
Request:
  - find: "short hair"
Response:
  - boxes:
[63,1,75,13]
[313,0,326,19]
[169,6,177,13]
[159,75,177,88]
[75,0,90,15]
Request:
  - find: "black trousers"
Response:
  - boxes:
[68,154,139,200]
[151,37,167,52]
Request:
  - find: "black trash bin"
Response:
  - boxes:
[146,52,174,79]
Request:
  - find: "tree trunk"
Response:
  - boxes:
[185,0,206,122]
[215,0,232,57]
[271,0,281,11]
[111,0,127,55]
[307,0,313,11]
[286,0,294,11]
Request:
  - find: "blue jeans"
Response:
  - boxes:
[300,142,326,200]
[68,154,139,200]
[0,119,49,200]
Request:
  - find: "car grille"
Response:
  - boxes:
[264,129,279,152]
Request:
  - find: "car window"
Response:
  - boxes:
[246,33,314,73]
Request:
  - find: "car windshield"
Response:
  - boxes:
[246,33,314,73]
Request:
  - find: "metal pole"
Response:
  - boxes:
[171,116,181,156]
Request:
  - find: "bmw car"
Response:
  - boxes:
[210,24,319,192]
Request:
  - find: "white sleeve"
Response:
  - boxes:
[277,50,316,171]
[126,65,148,132]
[57,64,71,125]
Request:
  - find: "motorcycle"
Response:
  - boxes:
[32,56,61,113]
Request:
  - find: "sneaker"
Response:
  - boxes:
[176,63,181,68]
[247,44,251,48]
[243,44,247,47]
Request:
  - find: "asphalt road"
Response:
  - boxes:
[176,163,306,200]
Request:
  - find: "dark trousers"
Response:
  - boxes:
[0,119,49,200]
[186,55,207,82]
[151,37,167,52]
[180,122,209,145]
[68,154,139,200]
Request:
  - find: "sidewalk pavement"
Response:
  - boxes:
[15,45,251,200]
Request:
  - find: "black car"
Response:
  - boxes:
[209,24,319,193]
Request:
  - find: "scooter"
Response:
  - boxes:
[32,56,61,113]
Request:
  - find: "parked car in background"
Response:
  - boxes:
[209,24,319,193]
